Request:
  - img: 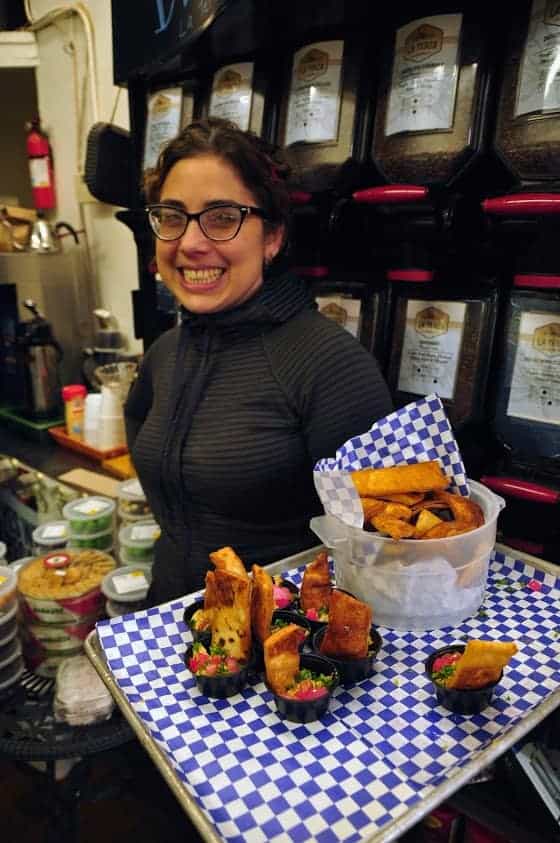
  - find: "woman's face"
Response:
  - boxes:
[156,154,284,315]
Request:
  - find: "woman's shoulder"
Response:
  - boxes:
[139,324,181,368]
[276,306,375,358]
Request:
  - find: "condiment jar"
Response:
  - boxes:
[118,521,160,565]
[32,521,69,555]
[61,384,87,439]
[63,497,116,536]
[101,565,152,607]
[117,479,151,521]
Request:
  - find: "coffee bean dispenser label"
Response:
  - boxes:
[314,294,362,338]
[385,13,462,136]
[285,40,344,145]
[515,0,560,117]
[209,62,255,131]
[397,299,466,399]
[507,311,560,424]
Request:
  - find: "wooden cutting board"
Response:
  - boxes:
[100,453,137,480]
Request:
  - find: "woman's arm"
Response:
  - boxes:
[124,351,154,452]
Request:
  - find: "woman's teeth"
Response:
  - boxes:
[182,268,224,285]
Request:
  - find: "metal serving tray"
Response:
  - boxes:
[85,543,560,843]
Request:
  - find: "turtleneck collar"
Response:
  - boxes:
[179,271,316,331]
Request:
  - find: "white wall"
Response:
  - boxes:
[29,0,141,354]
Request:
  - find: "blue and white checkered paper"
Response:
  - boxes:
[97,550,560,843]
[314,394,468,528]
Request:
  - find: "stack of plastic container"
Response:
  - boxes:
[118,520,160,566]
[117,479,152,526]
[0,566,24,693]
[63,497,116,552]
[32,521,69,556]
[101,564,152,617]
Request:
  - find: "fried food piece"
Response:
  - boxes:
[264,623,307,695]
[421,520,475,539]
[319,590,372,659]
[414,509,444,537]
[361,498,388,521]
[371,514,416,539]
[447,640,518,689]
[410,497,450,515]
[209,546,248,579]
[251,564,275,644]
[376,492,426,505]
[210,569,252,661]
[351,461,449,498]
[434,491,484,528]
[300,550,332,613]
[383,503,413,521]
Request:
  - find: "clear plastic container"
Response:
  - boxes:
[310,480,504,631]
[119,548,153,567]
[0,541,6,561]
[0,603,18,649]
[62,497,116,536]
[118,479,151,519]
[118,521,160,563]
[32,521,69,554]
[101,565,152,604]
[106,598,147,618]
[0,566,17,616]
[0,641,23,687]
[68,530,113,551]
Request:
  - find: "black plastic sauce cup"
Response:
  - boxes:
[312,625,382,686]
[185,644,249,699]
[425,644,502,715]
[267,653,339,723]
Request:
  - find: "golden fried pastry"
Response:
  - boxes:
[210,569,252,661]
[300,550,332,613]
[319,590,372,659]
[361,498,387,521]
[446,640,518,689]
[383,503,413,521]
[414,509,444,537]
[209,546,249,579]
[377,492,427,505]
[351,461,449,498]
[264,624,307,695]
[434,491,484,528]
[251,564,275,644]
[371,514,416,540]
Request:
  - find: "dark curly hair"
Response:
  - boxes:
[144,117,290,239]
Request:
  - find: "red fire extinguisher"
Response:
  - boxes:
[25,118,57,210]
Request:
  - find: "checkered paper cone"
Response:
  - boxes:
[313,394,468,528]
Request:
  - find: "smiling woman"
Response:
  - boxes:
[125,117,393,605]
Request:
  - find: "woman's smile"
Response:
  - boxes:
[179,267,226,289]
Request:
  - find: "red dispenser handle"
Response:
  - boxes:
[482,194,560,216]
[480,475,560,504]
[289,191,313,205]
[352,185,428,204]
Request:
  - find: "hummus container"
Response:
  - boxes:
[63,497,116,536]
[101,565,151,604]
[118,479,151,519]
[310,480,505,632]
[17,549,116,624]
[32,521,69,554]
[118,521,160,562]
[68,530,113,551]
[0,566,17,616]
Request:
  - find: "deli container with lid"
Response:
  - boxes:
[63,497,116,536]
[0,603,19,662]
[20,616,98,678]
[0,642,24,691]
[0,566,17,617]
[32,521,69,554]
[68,530,114,552]
[117,479,151,520]
[118,521,160,563]
[311,480,504,631]
[101,564,152,606]
[17,549,116,625]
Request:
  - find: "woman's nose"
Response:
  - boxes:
[177,219,210,251]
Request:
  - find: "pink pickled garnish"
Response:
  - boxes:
[527,579,542,592]
[295,686,328,701]
[305,608,319,621]
[273,585,292,609]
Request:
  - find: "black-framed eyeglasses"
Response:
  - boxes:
[146,203,267,242]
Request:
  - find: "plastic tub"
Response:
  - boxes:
[118,521,160,562]
[62,497,116,536]
[68,530,114,551]
[105,598,147,618]
[0,566,17,616]
[118,479,151,519]
[119,548,153,567]
[310,480,505,631]
[0,642,23,686]
[0,633,19,664]
[32,521,69,554]
[0,603,18,641]
[101,565,152,604]
[117,507,154,525]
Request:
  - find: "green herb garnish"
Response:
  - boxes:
[432,665,457,686]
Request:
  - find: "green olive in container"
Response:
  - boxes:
[68,530,113,552]
[118,521,160,563]
[63,496,116,536]
[118,479,151,521]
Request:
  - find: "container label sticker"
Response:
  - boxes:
[285,40,344,145]
[397,299,466,400]
[515,0,560,117]
[507,311,560,424]
[315,295,362,338]
[385,13,462,136]
[130,525,160,541]
[123,480,143,498]
[143,87,183,171]
[42,525,67,539]
[113,572,149,595]
[209,62,254,131]
[74,499,110,516]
